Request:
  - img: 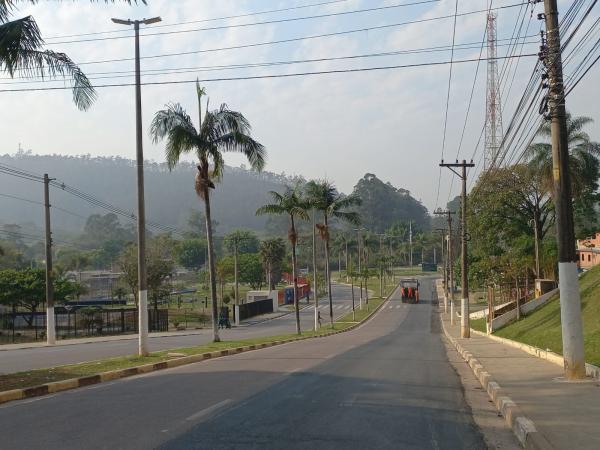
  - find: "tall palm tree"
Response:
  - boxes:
[527,113,600,198]
[1,0,142,110]
[312,181,361,327]
[256,187,308,335]
[151,83,265,342]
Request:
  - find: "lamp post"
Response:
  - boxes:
[111,16,161,356]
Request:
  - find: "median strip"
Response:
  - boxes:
[0,292,395,405]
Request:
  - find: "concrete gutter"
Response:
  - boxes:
[0,289,396,406]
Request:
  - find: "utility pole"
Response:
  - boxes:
[434,213,455,317]
[435,228,447,310]
[379,234,384,298]
[441,160,474,337]
[409,221,413,267]
[312,210,319,330]
[541,0,585,379]
[111,16,162,356]
[234,236,239,311]
[43,174,55,345]
[356,228,363,308]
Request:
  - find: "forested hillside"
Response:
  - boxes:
[0,152,298,234]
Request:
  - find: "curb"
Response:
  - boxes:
[0,288,396,406]
[435,280,553,449]
[440,313,553,449]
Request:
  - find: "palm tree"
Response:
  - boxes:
[151,83,265,342]
[1,0,142,110]
[256,187,308,335]
[527,113,600,198]
[311,181,361,327]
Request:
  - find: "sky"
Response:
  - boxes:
[1,0,599,213]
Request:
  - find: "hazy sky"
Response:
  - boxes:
[1,0,598,212]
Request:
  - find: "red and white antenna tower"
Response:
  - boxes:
[485,12,503,170]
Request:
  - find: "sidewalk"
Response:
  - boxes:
[437,287,600,449]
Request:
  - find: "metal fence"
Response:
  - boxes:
[237,298,273,321]
[0,308,168,343]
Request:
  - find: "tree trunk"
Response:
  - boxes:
[203,186,220,342]
[290,215,301,335]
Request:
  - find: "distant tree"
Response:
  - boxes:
[352,173,429,232]
[256,187,308,334]
[118,239,174,308]
[0,1,144,109]
[0,268,77,329]
[175,238,207,271]
[150,82,265,342]
[224,230,260,254]
[259,238,287,290]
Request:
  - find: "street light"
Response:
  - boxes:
[111,16,161,357]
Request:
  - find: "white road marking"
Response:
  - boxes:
[185,399,233,423]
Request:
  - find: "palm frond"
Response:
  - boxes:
[164,124,197,169]
[256,204,285,216]
[0,18,95,109]
[215,131,266,171]
[332,210,361,226]
[150,103,196,142]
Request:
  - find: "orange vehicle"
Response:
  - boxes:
[400,279,420,304]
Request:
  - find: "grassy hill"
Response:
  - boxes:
[492,264,600,366]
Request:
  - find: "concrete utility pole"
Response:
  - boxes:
[542,0,586,379]
[440,160,474,337]
[111,16,162,356]
[435,228,447,311]
[233,237,239,305]
[434,213,455,317]
[356,228,363,308]
[43,174,55,345]
[409,221,413,267]
[312,210,319,330]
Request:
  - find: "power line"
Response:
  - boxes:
[0,192,88,220]
[46,0,442,45]
[44,0,356,40]
[61,2,528,67]
[0,163,187,236]
[0,53,538,95]
[3,37,538,84]
[435,0,461,211]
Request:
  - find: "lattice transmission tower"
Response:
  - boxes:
[484,12,503,170]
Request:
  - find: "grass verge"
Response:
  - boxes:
[490,265,600,367]
[0,299,385,392]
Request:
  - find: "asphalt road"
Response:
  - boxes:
[0,283,362,373]
[1,277,487,449]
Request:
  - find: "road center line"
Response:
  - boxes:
[185,399,233,423]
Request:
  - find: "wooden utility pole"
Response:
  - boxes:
[440,160,474,337]
[542,0,585,379]
[43,174,55,345]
